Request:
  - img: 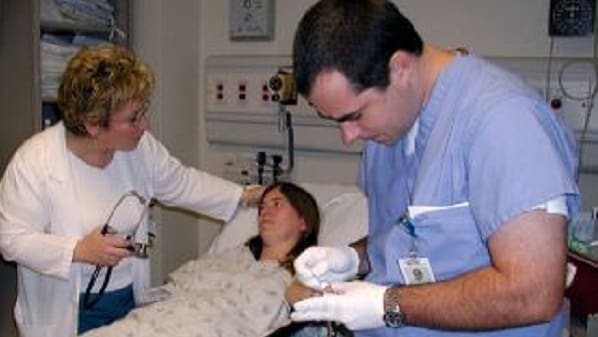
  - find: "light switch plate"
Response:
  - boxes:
[229,0,275,41]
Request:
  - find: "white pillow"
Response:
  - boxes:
[208,183,368,254]
[318,191,368,246]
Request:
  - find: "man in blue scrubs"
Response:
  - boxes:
[289,1,580,336]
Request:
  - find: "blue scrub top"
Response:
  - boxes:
[358,54,579,337]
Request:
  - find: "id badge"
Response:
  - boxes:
[398,257,436,285]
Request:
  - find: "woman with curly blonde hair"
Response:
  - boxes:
[0,44,262,337]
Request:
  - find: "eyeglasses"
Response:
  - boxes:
[83,191,155,309]
[110,100,150,129]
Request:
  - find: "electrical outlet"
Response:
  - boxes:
[206,69,276,114]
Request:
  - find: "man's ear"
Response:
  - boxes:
[388,51,411,80]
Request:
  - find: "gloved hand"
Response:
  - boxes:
[294,246,359,289]
[291,281,388,330]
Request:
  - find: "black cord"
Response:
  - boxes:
[83,264,113,309]
[81,191,148,309]
[257,151,266,185]
[82,223,113,309]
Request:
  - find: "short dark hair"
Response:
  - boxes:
[246,182,320,273]
[293,0,423,97]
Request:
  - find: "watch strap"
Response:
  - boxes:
[383,287,406,328]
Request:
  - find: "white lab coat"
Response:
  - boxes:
[0,123,243,337]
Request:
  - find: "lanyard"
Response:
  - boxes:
[395,213,418,258]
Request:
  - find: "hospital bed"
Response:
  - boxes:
[82,182,368,337]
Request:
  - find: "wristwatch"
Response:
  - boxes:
[383,287,406,328]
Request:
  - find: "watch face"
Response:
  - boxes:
[383,310,405,328]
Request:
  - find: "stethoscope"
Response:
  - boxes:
[83,190,154,309]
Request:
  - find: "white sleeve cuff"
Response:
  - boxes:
[532,195,568,217]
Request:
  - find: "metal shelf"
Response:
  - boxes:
[41,20,111,34]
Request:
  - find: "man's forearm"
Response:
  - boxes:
[389,212,567,330]
[389,265,563,330]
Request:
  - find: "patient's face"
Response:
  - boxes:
[258,188,307,247]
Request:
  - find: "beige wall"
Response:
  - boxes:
[198,0,595,58]
[396,0,594,57]
[131,0,203,284]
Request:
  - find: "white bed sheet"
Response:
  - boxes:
[83,246,292,337]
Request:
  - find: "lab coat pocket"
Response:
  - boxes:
[15,322,69,337]
[409,203,491,281]
[15,305,73,337]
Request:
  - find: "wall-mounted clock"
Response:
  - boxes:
[229,0,275,41]
[549,0,596,36]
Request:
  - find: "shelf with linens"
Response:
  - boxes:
[39,0,129,128]
[0,3,130,335]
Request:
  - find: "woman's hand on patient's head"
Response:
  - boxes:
[73,226,132,266]
[285,280,322,305]
[240,184,266,207]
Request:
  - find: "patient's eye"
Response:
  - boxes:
[259,197,285,213]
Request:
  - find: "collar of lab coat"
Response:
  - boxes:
[44,122,71,183]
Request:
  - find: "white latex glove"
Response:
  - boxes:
[294,246,359,289]
[291,281,388,331]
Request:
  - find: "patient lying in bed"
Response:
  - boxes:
[82,182,321,337]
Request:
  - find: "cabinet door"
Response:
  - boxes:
[0,259,17,337]
[0,0,40,171]
[0,2,38,335]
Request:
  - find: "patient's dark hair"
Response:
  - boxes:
[246,182,320,274]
